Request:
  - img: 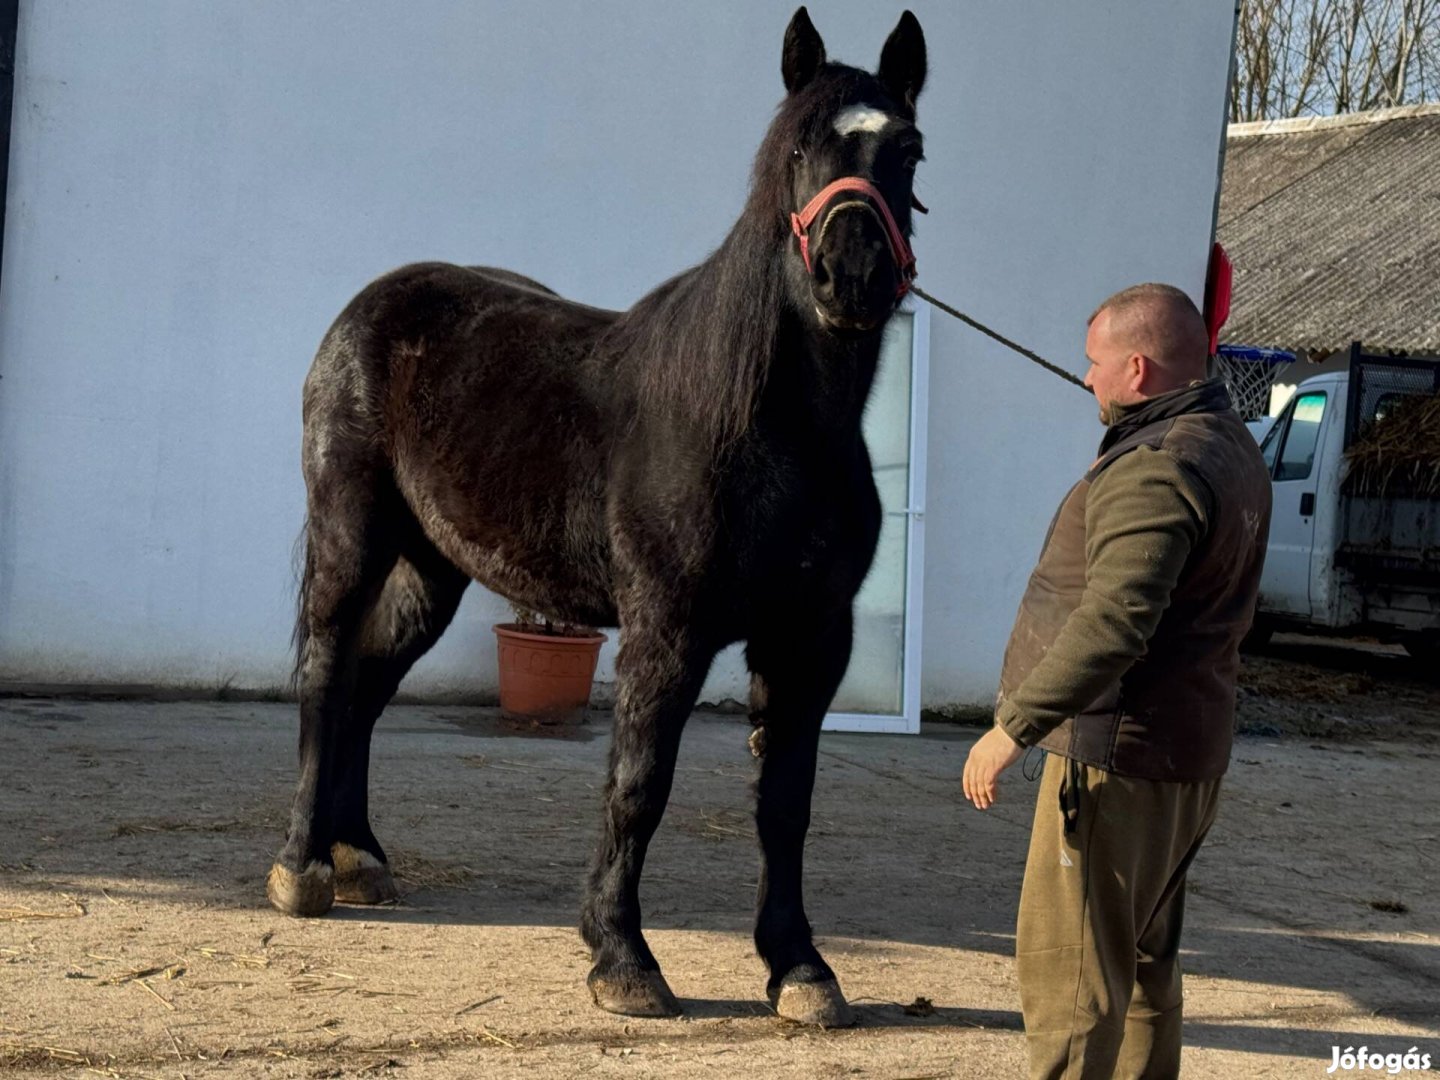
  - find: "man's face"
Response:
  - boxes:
[1083,309,1141,424]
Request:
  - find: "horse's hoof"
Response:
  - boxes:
[588,967,683,1018]
[331,843,398,905]
[266,861,335,917]
[769,977,856,1028]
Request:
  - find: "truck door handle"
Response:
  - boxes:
[1299,493,1315,516]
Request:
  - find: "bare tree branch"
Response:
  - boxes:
[1236,0,1440,119]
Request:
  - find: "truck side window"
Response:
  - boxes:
[1274,391,1326,482]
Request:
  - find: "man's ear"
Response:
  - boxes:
[1129,353,1149,392]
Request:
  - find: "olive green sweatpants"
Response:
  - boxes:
[1016,753,1221,1080]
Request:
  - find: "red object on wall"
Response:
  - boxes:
[1203,242,1232,356]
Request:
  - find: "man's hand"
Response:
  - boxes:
[963,726,1024,810]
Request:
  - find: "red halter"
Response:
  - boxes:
[789,177,917,299]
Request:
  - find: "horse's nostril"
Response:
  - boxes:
[813,257,831,290]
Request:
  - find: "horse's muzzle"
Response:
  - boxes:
[807,206,902,332]
[813,305,884,334]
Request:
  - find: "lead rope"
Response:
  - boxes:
[910,285,1084,791]
[1022,746,1047,782]
[909,284,1090,393]
[906,291,1079,793]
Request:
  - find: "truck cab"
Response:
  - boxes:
[1252,349,1440,660]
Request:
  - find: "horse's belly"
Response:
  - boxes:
[396,462,618,628]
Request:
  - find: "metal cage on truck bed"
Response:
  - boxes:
[1336,346,1440,612]
[1342,344,1440,451]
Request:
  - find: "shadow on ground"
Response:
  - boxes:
[3,635,1439,1063]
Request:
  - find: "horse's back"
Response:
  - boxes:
[326,261,617,347]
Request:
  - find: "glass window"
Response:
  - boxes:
[1274,391,1326,482]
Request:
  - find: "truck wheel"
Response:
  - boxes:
[1403,635,1438,666]
[1241,617,1274,652]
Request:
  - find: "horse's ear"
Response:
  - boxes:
[782,7,826,94]
[878,11,926,115]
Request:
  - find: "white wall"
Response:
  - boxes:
[0,1,1235,706]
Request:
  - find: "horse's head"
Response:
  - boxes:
[773,7,927,336]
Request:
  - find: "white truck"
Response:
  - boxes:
[1249,347,1440,661]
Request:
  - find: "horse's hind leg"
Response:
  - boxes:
[267,461,404,917]
[747,610,856,1027]
[330,544,468,903]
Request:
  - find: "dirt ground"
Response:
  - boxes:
[2,634,1438,1079]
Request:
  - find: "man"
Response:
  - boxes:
[962,283,1272,1079]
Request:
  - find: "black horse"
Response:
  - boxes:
[269,7,927,1027]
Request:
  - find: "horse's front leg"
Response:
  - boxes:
[748,609,855,1027]
[581,614,710,1018]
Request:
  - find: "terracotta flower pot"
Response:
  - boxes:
[493,623,606,724]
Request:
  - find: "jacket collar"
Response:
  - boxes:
[1099,378,1233,454]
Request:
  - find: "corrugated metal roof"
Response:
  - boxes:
[1218,104,1440,356]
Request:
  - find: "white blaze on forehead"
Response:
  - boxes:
[833,105,895,138]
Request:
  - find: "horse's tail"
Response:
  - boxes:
[289,517,313,696]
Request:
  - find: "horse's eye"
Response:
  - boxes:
[903,155,921,173]
[791,147,805,163]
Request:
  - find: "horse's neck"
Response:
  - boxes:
[761,314,882,446]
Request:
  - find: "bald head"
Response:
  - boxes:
[1089,283,1209,388]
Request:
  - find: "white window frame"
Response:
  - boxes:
[824,298,929,735]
